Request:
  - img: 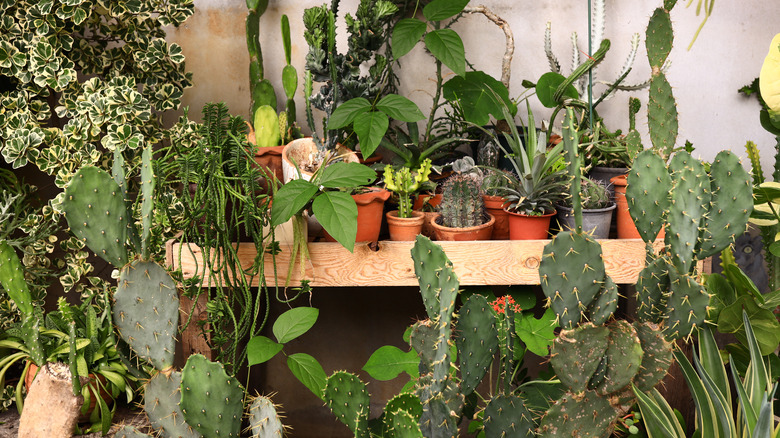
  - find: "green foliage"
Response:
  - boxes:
[180,354,244,438]
[383,159,433,218]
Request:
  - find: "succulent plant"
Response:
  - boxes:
[180,354,245,438]
[438,174,487,228]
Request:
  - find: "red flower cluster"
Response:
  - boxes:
[491,295,522,314]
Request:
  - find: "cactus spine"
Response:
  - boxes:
[248,395,286,438]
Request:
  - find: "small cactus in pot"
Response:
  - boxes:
[438,174,487,228]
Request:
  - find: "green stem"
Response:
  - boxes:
[424,59,444,143]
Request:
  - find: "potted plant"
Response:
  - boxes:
[383,159,433,241]
[481,168,513,240]
[556,177,616,239]
[322,186,391,245]
[430,174,495,241]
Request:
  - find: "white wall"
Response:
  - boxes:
[166,1,780,174]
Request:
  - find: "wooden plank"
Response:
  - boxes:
[178,292,212,360]
[166,239,663,287]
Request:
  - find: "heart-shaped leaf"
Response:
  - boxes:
[273,307,319,343]
[377,94,424,123]
[425,29,465,77]
[423,0,469,21]
[536,72,579,108]
[270,179,318,226]
[392,18,426,59]
[442,71,514,125]
[247,336,283,365]
[328,97,371,129]
[288,353,327,400]
[318,162,376,188]
[353,111,389,158]
[312,191,358,252]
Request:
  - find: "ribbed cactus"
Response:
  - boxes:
[248,395,285,438]
[324,371,371,438]
[62,166,134,267]
[114,260,178,371]
[144,371,200,438]
[180,354,244,438]
[438,174,485,228]
[579,178,611,209]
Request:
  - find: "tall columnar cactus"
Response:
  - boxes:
[438,174,485,228]
[180,354,245,438]
[626,148,752,339]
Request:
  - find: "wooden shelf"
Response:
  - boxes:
[165,239,664,287]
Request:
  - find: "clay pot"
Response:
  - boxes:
[281,138,359,183]
[483,195,510,240]
[253,145,285,184]
[555,203,616,239]
[413,193,443,211]
[25,363,111,421]
[610,174,641,239]
[386,210,425,241]
[505,208,556,240]
[357,151,383,166]
[420,211,440,238]
[323,188,391,244]
[430,213,495,241]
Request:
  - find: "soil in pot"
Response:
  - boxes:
[483,195,510,240]
[323,188,390,244]
[430,213,495,241]
[555,203,616,239]
[386,210,425,241]
[505,209,556,240]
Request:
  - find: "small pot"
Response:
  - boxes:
[282,138,359,183]
[357,151,383,166]
[610,175,640,239]
[555,203,617,239]
[386,210,425,241]
[483,195,510,240]
[505,208,556,240]
[323,188,391,244]
[588,166,628,201]
[430,213,495,241]
[420,211,440,238]
[413,193,443,211]
[253,145,285,184]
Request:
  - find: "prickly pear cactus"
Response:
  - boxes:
[645,6,678,159]
[324,371,371,438]
[454,294,498,396]
[550,323,610,392]
[592,321,643,395]
[253,104,281,149]
[248,395,285,438]
[62,166,134,267]
[483,394,535,438]
[632,322,672,391]
[180,354,244,438]
[144,370,201,438]
[538,390,617,438]
[626,149,671,244]
[114,425,152,438]
[114,260,178,371]
[667,151,711,273]
[587,277,618,326]
[635,256,670,324]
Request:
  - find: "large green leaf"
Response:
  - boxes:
[363,345,419,381]
[270,179,318,226]
[246,336,283,366]
[392,18,426,59]
[376,94,424,123]
[288,353,327,400]
[312,191,358,252]
[424,29,465,77]
[352,111,389,158]
[718,297,780,355]
[328,97,371,129]
[514,308,557,357]
[273,307,319,343]
[442,71,514,125]
[318,162,376,188]
[422,0,469,21]
[536,72,579,108]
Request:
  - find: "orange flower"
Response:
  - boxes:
[490,295,522,314]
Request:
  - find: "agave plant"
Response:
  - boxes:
[488,102,567,216]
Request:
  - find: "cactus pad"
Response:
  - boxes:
[144,370,200,438]
[0,240,34,314]
[455,294,498,396]
[626,150,671,243]
[410,319,438,373]
[383,393,423,438]
[483,394,535,438]
[550,323,610,392]
[115,426,152,438]
[417,377,462,438]
[537,390,616,438]
[540,231,606,329]
[411,235,459,322]
[646,74,678,159]
[697,150,753,259]
[666,152,710,273]
[636,256,671,323]
[645,8,674,69]
[632,322,672,391]
[663,270,709,340]
[593,320,643,395]
[324,371,370,438]
[248,395,285,438]
[114,260,178,370]
[180,354,244,438]
[587,277,618,325]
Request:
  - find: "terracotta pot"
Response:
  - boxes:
[25,362,112,421]
[281,138,359,183]
[386,210,425,241]
[420,211,439,238]
[253,145,285,184]
[505,208,556,240]
[430,213,495,241]
[483,195,510,240]
[413,193,442,211]
[323,188,391,243]
[357,151,383,166]
[610,174,641,239]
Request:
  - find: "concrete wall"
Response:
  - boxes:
[166,0,780,171]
